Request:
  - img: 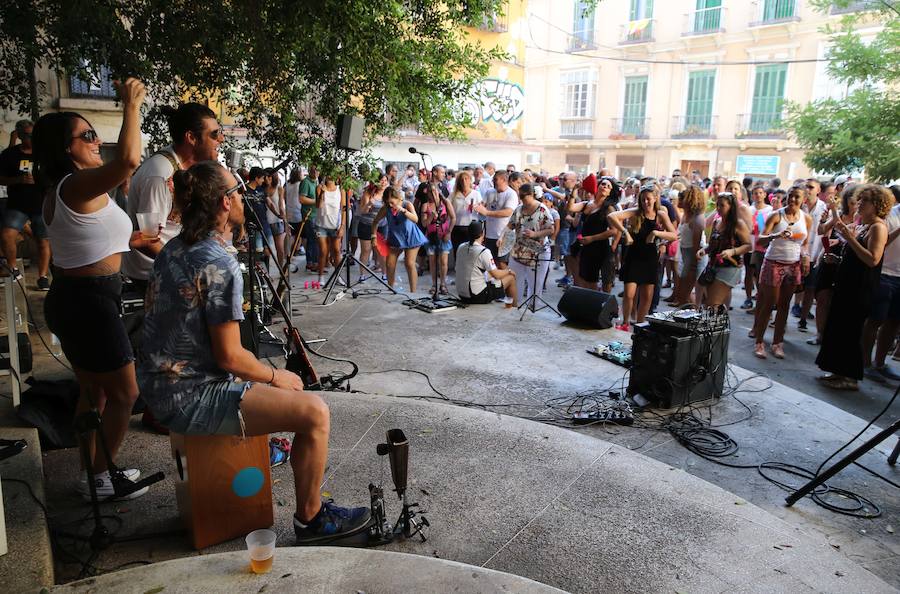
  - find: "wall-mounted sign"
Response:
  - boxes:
[735,155,780,176]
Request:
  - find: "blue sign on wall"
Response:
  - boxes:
[736,155,780,176]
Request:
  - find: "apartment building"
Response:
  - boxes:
[374,0,529,171]
[523,0,879,180]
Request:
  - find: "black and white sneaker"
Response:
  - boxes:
[37,276,50,291]
[9,268,23,281]
[78,470,148,502]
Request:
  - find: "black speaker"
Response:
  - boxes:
[557,286,618,329]
[335,115,365,152]
[627,322,729,408]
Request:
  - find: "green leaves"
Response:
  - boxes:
[787,1,899,182]
[0,0,505,175]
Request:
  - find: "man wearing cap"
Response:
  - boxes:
[0,119,51,288]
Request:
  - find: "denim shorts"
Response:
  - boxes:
[160,380,252,436]
[870,274,900,322]
[316,227,339,238]
[270,221,285,236]
[425,238,452,255]
[4,208,48,239]
[557,228,572,256]
[714,266,742,288]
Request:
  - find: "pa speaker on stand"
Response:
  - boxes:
[557,287,618,329]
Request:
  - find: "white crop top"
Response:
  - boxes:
[765,208,807,263]
[47,174,133,269]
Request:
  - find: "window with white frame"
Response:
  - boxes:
[560,70,597,119]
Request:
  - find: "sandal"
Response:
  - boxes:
[817,375,859,391]
[806,337,821,346]
[748,329,756,339]
[439,285,449,295]
[772,343,785,359]
[754,343,767,359]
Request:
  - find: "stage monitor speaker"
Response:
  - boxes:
[628,322,729,409]
[557,287,618,329]
[336,115,364,152]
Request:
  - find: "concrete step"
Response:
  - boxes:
[51,547,565,593]
[0,427,53,591]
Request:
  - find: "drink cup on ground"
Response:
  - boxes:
[245,528,276,574]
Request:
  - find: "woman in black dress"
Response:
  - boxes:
[816,185,891,391]
[568,176,620,293]
[608,186,677,331]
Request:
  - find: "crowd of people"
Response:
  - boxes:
[275,160,899,395]
[2,85,899,545]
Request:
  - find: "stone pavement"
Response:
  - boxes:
[0,263,898,592]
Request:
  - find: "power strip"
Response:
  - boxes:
[572,409,635,426]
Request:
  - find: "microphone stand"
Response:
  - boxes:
[242,192,283,354]
[515,252,561,321]
[322,149,397,304]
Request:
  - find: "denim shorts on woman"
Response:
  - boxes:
[44,273,134,373]
[425,238,453,255]
[159,380,253,436]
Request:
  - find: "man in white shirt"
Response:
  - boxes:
[475,171,518,269]
[401,164,418,199]
[478,161,496,196]
[863,194,900,382]
[455,221,516,305]
[122,102,224,287]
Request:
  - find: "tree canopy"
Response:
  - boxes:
[786,0,900,183]
[0,0,507,173]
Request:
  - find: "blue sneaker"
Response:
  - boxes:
[791,304,802,318]
[557,276,572,287]
[554,275,568,284]
[294,500,371,545]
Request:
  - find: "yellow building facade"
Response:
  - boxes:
[374,1,530,170]
[523,0,882,180]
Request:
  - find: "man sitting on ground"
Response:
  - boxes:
[455,221,517,306]
[138,161,369,544]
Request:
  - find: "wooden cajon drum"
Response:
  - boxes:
[170,433,274,549]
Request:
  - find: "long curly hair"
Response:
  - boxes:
[173,161,230,244]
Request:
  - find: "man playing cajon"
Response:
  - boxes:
[139,161,369,544]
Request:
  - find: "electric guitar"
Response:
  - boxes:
[254,263,321,389]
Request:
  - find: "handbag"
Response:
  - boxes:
[698,262,717,286]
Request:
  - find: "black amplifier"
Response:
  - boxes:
[627,322,729,409]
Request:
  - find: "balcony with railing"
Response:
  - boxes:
[830,1,877,14]
[476,11,508,33]
[735,112,787,138]
[671,115,718,139]
[609,117,650,139]
[69,65,116,99]
[568,30,597,52]
[750,0,801,26]
[619,19,654,45]
[684,6,726,36]
[560,118,594,139]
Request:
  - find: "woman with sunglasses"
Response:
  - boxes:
[751,187,813,359]
[507,183,554,304]
[608,186,677,331]
[34,78,159,500]
[568,176,620,293]
[696,192,751,307]
[816,185,890,390]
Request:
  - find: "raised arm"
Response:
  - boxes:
[60,78,145,205]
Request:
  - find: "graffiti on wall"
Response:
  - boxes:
[464,78,525,127]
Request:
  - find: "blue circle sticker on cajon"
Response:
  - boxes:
[232,466,264,498]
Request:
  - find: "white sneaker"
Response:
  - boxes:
[78,470,148,501]
[298,247,306,256]
[79,468,140,483]
[502,296,514,304]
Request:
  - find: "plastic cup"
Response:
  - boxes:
[245,529,276,574]
[136,212,165,239]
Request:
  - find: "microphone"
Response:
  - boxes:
[272,157,292,172]
[409,147,430,156]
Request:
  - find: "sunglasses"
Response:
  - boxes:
[72,129,99,144]
[717,192,735,198]
[225,180,245,196]
[208,128,225,140]
[805,184,816,190]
